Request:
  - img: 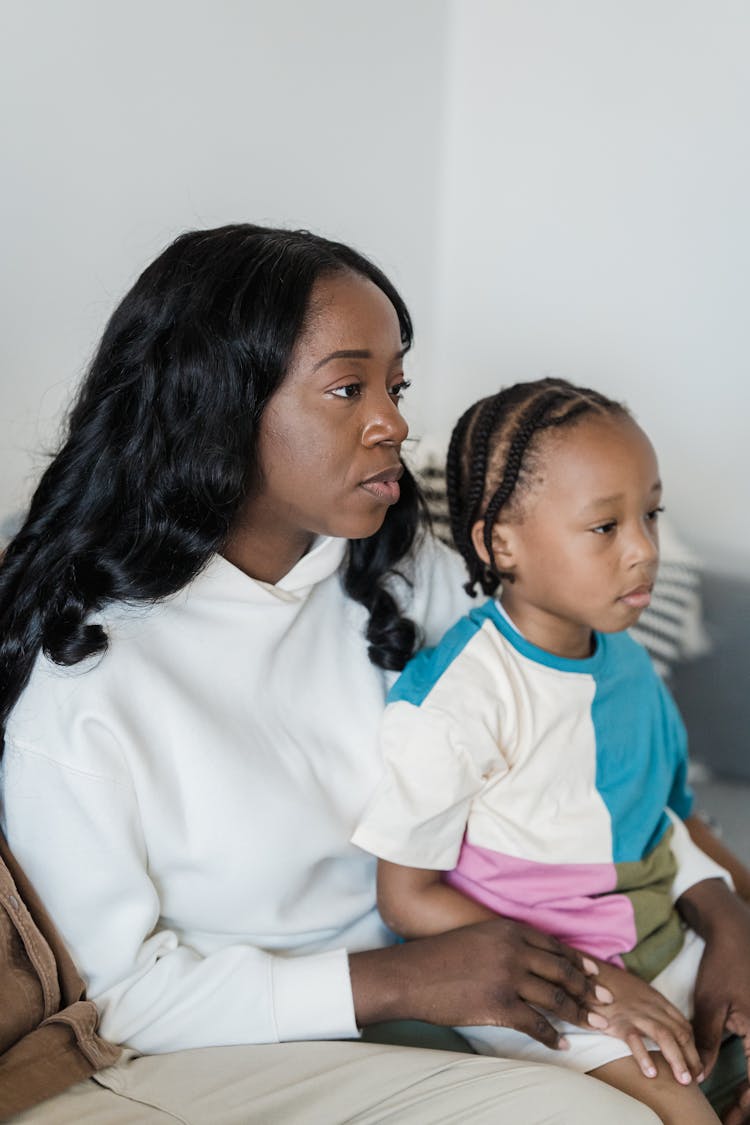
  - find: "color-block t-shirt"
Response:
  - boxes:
[352,599,694,981]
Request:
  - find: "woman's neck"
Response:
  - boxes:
[222,521,316,585]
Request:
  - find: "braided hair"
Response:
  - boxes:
[446,378,629,596]
[0,224,426,748]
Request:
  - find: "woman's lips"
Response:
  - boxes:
[360,480,401,503]
[360,466,403,505]
[619,586,653,609]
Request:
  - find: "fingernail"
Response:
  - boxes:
[557,1036,570,1050]
[680,1071,692,1085]
[697,1072,705,1083]
[594,984,614,1003]
[582,957,599,975]
[587,1012,609,1029]
[644,1065,657,1078]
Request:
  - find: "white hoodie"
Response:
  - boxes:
[1,534,472,1052]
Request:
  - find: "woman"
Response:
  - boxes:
[0,225,745,1124]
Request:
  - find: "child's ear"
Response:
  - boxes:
[470,519,518,574]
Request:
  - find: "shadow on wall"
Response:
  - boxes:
[672,573,750,782]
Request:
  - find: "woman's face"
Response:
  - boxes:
[229,270,410,581]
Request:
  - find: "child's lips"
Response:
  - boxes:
[619,585,653,609]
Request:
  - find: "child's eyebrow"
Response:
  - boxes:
[579,480,662,514]
[582,494,622,510]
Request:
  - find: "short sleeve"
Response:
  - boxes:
[351,698,496,870]
[666,810,733,898]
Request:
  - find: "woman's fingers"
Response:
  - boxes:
[518,932,615,1033]
[520,971,595,1032]
[723,1079,750,1125]
[489,925,603,1043]
[521,926,595,969]
[522,943,608,1018]
[500,996,568,1050]
[692,979,729,1078]
[522,930,614,1001]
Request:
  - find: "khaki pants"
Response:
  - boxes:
[10,1041,660,1124]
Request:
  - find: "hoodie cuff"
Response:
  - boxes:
[271,947,359,1042]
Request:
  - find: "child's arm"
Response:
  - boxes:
[377,859,496,939]
[684,812,750,903]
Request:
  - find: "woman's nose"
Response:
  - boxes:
[361,393,409,447]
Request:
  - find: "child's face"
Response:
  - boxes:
[489,413,661,658]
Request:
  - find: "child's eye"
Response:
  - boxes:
[389,378,412,401]
[592,521,617,535]
[330,383,362,400]
[646,505,665,522]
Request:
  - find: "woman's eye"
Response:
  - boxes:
[592,521,617,535]
[330,383,361,400]
[647,505,665,522]
[389,378,412,401]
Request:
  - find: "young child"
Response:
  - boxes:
[352,378,735,1125]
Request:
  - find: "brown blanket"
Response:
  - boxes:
[0,831,120,1120]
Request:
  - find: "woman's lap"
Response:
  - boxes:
[9,1041,661,1124]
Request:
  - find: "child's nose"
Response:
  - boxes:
[627,521,659,567]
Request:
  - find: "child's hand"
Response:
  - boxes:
[590,959,704,1085]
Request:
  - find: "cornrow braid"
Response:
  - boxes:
[446,396,506,595]
[481,390,574,563]
[445,402,477,559]
[446,378,628,596]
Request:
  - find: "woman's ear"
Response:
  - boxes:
[470,519,518,575]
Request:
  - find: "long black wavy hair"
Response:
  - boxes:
[0,224,427,747]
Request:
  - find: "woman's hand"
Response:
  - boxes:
[678,878,750,1125]
[589,958,704,1085]
[349,916,609,1050]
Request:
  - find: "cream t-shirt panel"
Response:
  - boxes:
[351,699,500,870]
[353,618,615,869]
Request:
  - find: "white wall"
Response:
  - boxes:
[0,0,449,520]
[3,1,748,576]
[431,0,750,574]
